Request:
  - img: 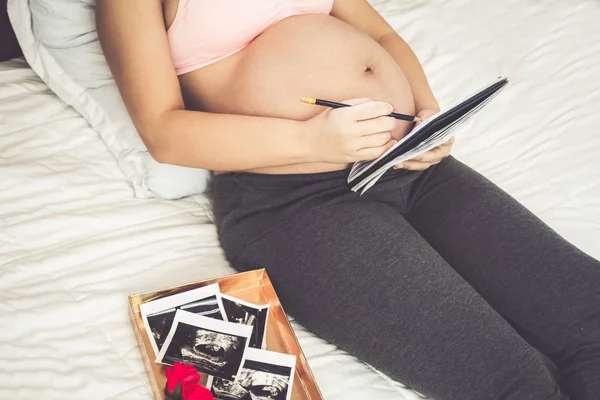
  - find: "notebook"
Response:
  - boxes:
[348,77,510,194]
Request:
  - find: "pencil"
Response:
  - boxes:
[301,97,420,122]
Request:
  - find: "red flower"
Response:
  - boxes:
[165,362,201,393]
[182,384,214,400]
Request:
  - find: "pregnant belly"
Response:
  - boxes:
[178,14,415,174]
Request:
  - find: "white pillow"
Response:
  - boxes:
[7,0,209,199]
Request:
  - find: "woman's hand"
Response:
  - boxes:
[393,108,454,171]
[305,98,399,164]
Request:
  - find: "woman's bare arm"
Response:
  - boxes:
[331,0,440,113]
[96,0,318,171]
[97,0,399,171]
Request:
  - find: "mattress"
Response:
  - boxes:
[1,0,599,398]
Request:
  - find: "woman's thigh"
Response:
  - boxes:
[401,156,600,399]
[405,157,600,356]
[228,200,564,400]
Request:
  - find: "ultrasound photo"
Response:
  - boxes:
[220,294,270,349]
[208,348,296,400]
[156,310,253,381]
[140,284,226,356]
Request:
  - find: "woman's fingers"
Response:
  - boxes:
[359,132,393,149]
[394,160,435,171]
[412,147,445,163]
[341,98,372,106]
[444,136,456,146]
[394,137,454,170]
[356,139,397,161]
[355,115,397,136]
[346,101,394,121]
[436,136,455,151]
[411,138,454,163]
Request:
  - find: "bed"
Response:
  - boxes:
[1,0,599,399]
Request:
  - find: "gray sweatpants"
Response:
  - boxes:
[211,156,600,400]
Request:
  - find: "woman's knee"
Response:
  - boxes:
[483,350,567,400]
[405,320,569,400]
[553,324,600,400]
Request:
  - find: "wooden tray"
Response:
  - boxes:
[128,269,323,399]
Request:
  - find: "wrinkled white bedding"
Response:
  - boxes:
[1,0,599,398]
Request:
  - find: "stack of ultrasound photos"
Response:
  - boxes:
[140,284,296,400]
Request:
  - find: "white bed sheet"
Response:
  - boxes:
[1,0,600,399]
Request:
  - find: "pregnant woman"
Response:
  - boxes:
[97,1,600,399]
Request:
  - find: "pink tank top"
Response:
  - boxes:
[167,0,334,75]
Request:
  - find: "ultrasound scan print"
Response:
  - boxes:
[162,322,248,381]
[147,296,224,350]
[221,295,269,349]
[210,359,292,400]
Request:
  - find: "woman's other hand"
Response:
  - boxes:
[393,108,454,171]
[305,98,399,164]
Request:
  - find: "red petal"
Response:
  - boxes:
[165,365,179,393]
[174,363,201,386]
[172,362,185,375]
[182,384,214,400]
[165,362,201,396]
